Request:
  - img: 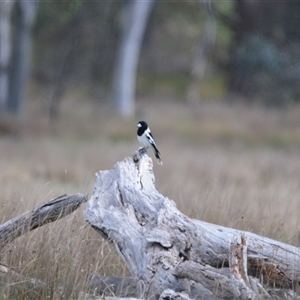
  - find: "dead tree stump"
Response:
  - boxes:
[84,151,300,299]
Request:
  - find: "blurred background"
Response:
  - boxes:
[1,1,300,297]
[2,1,300,117]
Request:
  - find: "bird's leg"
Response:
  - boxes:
[138,147,148,155]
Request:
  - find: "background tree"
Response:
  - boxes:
[33,1,119,118]
[111,0,154,118]
[32,1,218,116]
[187,0,216,105]
[0,0,38,115]
[225,0,300,106]
[2,0,300,118]
[7,0,39,114]
[0,1,14,109]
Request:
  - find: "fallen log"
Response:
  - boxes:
[0,193,88,249]
[84,151,300,299]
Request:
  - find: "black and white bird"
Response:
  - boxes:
[137,121,163,165]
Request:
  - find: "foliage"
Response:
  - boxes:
[31,1,300,105]
[230,35,300,106]
[32,1,210,92]
[226,1,300,106]
[33,1,120,85]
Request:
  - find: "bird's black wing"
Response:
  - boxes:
[146,131,160,154]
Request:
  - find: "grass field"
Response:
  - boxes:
[1,94,300,298]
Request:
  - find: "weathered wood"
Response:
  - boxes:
[0,193,88,249]
[158,289,191,300]
[84,151,300,299]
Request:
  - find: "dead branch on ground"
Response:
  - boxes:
[0,193,88,249]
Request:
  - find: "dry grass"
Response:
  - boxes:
[1,93,300,298]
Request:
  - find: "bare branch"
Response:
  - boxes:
[0,193,88,249]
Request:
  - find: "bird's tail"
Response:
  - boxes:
[154,148,163,165]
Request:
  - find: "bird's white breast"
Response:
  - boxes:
[138,134,150,148]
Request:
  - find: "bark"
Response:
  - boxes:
[111,0,154,118]
[0,193,88,250]
[84,150,300,299]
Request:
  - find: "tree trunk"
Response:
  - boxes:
[111,0,154,119]
[48,30,78,120]
[84,151,300,299]
[0,0,14,109]
[6,0,38,114]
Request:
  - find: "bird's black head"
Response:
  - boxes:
[137,121,148,135]
[137,121,148,130]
